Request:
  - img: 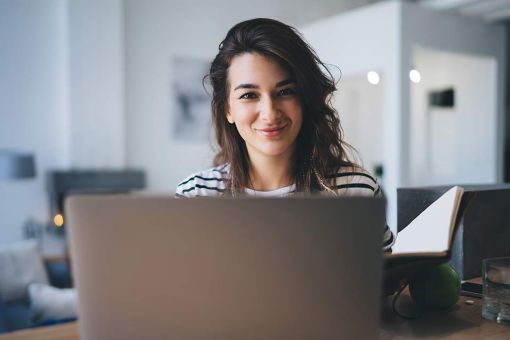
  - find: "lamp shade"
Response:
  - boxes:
[0,151,36,180]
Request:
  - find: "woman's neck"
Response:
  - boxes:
[247,150,294,191]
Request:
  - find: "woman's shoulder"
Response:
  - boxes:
[175,164,229,198]
[330,165,381,197]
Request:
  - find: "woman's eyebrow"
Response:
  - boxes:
[234,83,259,91]
[276,79,296,87]
[234,78,296,91]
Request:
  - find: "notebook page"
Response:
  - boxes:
[392,186,463,255]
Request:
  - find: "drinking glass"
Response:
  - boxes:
[482,257,510,323]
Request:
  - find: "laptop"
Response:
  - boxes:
[66,195,385,340]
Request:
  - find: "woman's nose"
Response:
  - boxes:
[259,95,281,122]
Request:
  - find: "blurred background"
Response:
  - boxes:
[0,0,508,250]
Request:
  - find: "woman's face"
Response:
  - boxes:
[226,52,302,160]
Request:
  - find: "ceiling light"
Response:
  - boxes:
[409,69,422,83]
[367,71,380,85]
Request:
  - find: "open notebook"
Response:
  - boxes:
[389,186,464,257]
[383,186,473,294]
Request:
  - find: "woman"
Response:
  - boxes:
[176,18,394,250]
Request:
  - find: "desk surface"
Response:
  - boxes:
[381,289,510,339]
[0,322,78,340]
[1,292,509,339]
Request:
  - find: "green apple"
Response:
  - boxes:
[409,264,461,310]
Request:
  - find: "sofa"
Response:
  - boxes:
[0,241,75,334]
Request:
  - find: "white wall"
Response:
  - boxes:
[0,0,69,246]
[68,0,125,168]
[334,75,384,174]
[410,47,497,185]
[0,0,125,247]
[124,0,377,192]
[401,1,506,184]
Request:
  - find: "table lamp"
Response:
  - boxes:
[0,150,36,180]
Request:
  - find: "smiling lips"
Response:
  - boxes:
[257,124,287,137]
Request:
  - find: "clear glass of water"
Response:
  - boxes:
[482,257,510,323]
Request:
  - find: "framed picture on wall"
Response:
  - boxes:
[171,57,211,141]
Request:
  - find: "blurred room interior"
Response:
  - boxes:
[1,0,509,246]
[1,0,509,252]
[0,0,508,333]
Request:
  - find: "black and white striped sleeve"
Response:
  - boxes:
[374,183,395,251]
[175,165,228,198]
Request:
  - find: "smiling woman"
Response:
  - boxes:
[175,18,394,250]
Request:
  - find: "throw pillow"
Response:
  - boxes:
[0,240,49,302]
[28,283,77,325]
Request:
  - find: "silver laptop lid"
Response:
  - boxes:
[66,196,384,340]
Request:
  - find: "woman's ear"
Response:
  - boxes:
[226,111,234,124]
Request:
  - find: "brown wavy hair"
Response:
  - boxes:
[206,18,357,195]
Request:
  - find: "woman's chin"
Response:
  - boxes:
[256,144,295,158]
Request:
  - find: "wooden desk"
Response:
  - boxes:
[0,322,79,340]
[381,289,510,339]
[1,293,509,339]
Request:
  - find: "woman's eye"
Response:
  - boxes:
[239,92,257,100]
[279,88,296,96]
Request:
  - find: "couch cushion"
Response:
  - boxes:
[28,283,77,325]
[0,240,49,302]
[0,298,31,333]
[0,299,10,333]
[45,260,72,289]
